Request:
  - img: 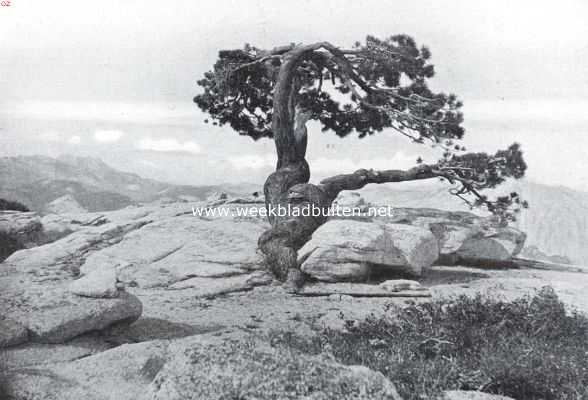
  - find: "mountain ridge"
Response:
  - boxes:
[0,155,256,213]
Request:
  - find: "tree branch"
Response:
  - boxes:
[319,164,437,199]
[318,162,516,221]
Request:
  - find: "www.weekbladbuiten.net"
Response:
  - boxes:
[192,203,396,218]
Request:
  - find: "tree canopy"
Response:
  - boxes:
[195,35,464,141]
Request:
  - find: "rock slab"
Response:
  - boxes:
[24,291,143,343]
[299,220,438,282]
[381,208,526,265]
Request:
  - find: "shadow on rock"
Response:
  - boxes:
[99,317,224,345]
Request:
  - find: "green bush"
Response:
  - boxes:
[273,287,588,400]
[0,198,29,212]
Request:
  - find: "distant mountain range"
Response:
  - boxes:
[0,155,259,213]
[1,155,586,265]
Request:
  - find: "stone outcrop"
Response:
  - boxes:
[298,220,439,282]
[0,196,586,400]
[383,208,526,265]
[1,214,152,344]
[0,275,143,343]
[331,193,526,267]
[0,201,273,346]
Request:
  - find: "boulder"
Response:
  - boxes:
[384,208,526,264]
[6,289,143,343]
[453,229,525,264]
[298,220,439,282]
[341,206,526,266]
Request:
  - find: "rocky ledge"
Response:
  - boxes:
[1,194,584,400]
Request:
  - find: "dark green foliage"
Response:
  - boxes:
[271,287,588,400]
[438,143,528,222]
[195,35,464,141]
[0,198,29,212]
[195,43,276,140]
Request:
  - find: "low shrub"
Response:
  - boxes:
[273,287,588,400]
[0,198,29,212]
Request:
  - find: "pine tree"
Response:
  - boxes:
[195,35,528,286]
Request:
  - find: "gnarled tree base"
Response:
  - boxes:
[258,164,450,287]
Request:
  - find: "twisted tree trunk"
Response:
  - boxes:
[258,43,448,288]
[259,45,330,286]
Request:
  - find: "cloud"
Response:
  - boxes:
[38,131,63,142]
[68,135,82,144]
[137,138,201,154]
[225,152,418,176]
[228,154,275,170]
[38,132,82,145]
[311,152,417,175]
[1,101,200,125]
[94,129,124,143]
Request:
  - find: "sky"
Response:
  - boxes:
[1,0,588,190]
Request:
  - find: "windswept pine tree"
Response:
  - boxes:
[195,35,528,286]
